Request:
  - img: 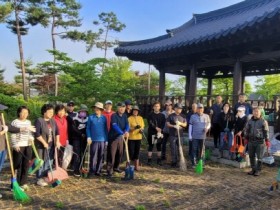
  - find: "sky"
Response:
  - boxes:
[0,0,258,87]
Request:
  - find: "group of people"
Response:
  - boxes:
[0,93,271,198]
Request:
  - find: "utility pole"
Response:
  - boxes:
[148,64,151,95]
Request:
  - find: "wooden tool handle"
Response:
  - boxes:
[1,113,15,177]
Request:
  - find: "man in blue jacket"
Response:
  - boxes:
[107,102,129,176]
[87,102,108,176]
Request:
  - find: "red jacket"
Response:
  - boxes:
[54,115,68,146]
[102,110,115,131]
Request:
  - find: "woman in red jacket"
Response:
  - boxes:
[54,104,69,166]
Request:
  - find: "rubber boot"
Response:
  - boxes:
[135,159,140,171]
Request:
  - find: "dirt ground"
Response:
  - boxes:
[0,146,279,210]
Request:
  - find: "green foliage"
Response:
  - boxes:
[153,178,160,183]
[197,78,252,96]
[0,2,12,22]
[159,187,165,194]
[255,75,280,99]
[168,76,185,95]
[0,94,44,122]
[55,202,64,209]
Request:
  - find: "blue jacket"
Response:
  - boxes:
[86,114,108,142]
[109,112,129,141]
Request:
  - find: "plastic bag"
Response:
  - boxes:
[269,133,280,154]
[62,144,73,170]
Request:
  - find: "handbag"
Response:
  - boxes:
[237,135,245,154]
[230,135,238,153]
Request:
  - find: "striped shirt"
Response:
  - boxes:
[11,119,34,147]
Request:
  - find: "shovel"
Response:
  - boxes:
[123,136,134,180]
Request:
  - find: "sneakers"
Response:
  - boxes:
[247,170,255,175]
[113,168,122,173]
[254,171,260,176]
[37,178,48,187]
[73,171,81,177]
[21,184,30,191]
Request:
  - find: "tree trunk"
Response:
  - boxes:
[101,26,109,72]
[51,13,58,97]
[14,4,27,101]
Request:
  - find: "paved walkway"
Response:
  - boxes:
[0,149,279,210]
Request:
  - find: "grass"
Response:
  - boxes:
[159,187,165,194]
[153,178,160,183]
[135,205,146,210]
[100,179,107,184]
[55,202,64,209]
[164,199,171,208]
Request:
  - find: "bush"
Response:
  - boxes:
[0,94,45,123]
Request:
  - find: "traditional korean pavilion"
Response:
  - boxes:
[115,0,280,109]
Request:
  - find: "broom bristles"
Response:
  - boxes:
[12,179,31,203]
[178,147,187,171]
[195,160,203,174]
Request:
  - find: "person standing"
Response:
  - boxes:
[67,101,77,119]
[218,103,235,159]
[147,101,166,166]
[245,107,269,176]
[233,93,252,116]
[128,105,145,171]
[189,103,211,168]
[54,104,68,166]
[87,102,108,176]
[161,100,174,160]
[210,95,223,148]
[10,106,34,191]
[186,103,197,163]
[0,104,35,198]
[107,102,129,176]
[102,100,115,131]
[34,104,60,187]
[166,103,187,167]
[68,104,88,177]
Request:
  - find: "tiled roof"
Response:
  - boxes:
[115,0,280,56]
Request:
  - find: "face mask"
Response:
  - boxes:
[79,111,87,118]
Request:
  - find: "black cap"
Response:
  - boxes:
[174,103,183,109]
[117,102,126,107]
[124,99,132,105]
[67,101,75,106]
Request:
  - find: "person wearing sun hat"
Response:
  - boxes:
[86,102,108,176]
[128,105,145,171]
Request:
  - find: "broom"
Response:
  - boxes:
[195,138,205,175]
[28,141,44,175]
[176,122,187,171]
[46,148,61,188]
[1,113,31,203]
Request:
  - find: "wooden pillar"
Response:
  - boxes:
[188,64,197,105]
[241,75,245,93]
[233,59,243,105]
[185,71,191,108]
[207,77,213,107]
[159,69,165,104]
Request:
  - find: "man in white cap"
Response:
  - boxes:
[87,102,108,176]
[189,103,211,168]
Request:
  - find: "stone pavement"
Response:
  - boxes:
[0,148,280,210]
